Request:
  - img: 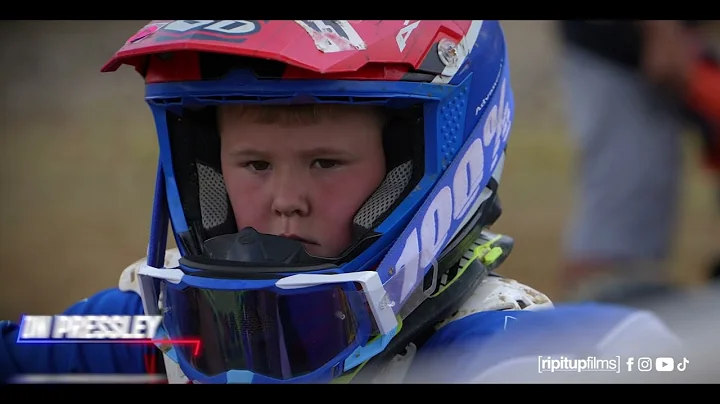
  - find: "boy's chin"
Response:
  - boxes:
[303,243,329,258]
[304,242,344,260]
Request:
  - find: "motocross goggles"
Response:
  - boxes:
[137,227,440,384]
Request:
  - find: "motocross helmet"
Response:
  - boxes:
[102,20,514,384]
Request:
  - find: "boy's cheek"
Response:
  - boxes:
[321,221,356,253]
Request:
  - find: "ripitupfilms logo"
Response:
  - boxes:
[537,355,621,373]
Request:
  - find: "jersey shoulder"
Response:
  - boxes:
[405,277,682,383]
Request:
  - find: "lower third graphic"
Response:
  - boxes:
[16,315,200,356]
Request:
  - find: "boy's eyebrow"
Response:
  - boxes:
[226,148,268,159]
[299,147,353,158]
[227,147,354,159]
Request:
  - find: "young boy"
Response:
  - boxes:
[218,104,387,259]
[0,20,684,384]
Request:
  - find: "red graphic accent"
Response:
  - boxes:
[143,351,171,384]
[144,351,157,373]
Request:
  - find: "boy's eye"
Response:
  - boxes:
[312,159,338,169]
[245,161,270,171]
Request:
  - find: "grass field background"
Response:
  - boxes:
[1,21,718,320]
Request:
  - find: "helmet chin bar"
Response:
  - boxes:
[202,227,336,265]
[197,226,383,267]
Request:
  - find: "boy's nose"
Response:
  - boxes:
[271,170,310,217]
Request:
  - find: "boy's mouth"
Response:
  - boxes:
[279,233,318,245]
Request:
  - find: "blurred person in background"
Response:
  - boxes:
[557,20,720,303]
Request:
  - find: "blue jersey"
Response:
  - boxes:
[408,302,683,382]
[0,287,682,384]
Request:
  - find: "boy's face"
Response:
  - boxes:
[218,105,386,258]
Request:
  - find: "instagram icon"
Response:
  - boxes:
[636,357,653,371]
